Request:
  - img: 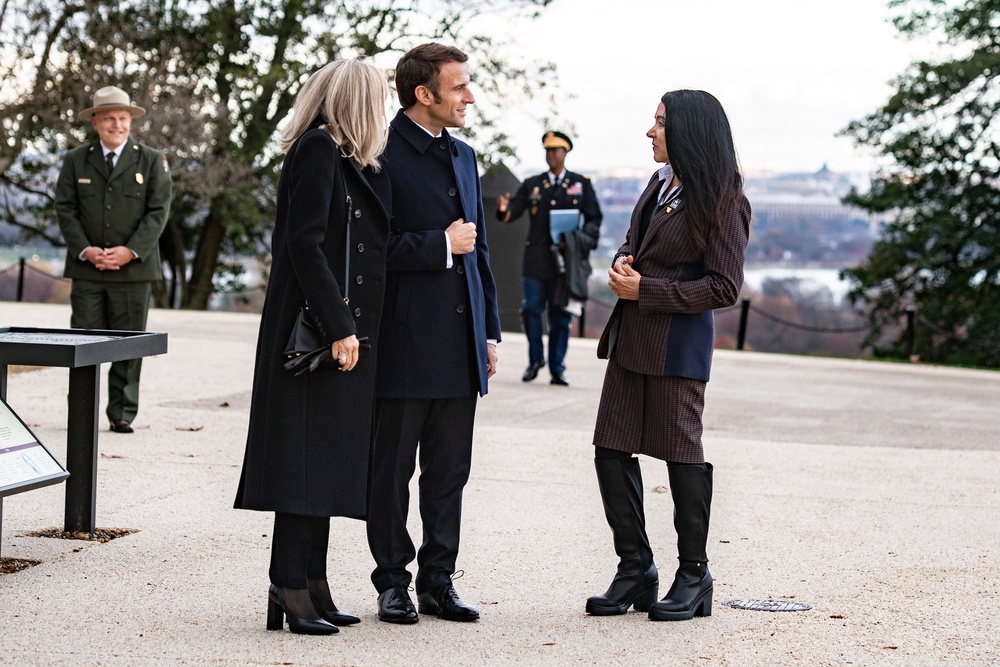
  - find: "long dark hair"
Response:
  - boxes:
[662,89,743,253]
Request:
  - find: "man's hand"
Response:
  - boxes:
[496,193,511,214]
[446,219,477,254]
[487,342,498,378]
[84,246,135,271]
[82,246,106,268]
[102,246,135,270]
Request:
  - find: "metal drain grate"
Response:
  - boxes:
[723,599,812,612]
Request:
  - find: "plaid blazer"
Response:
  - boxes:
[597,172,751,381]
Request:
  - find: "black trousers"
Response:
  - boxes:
[269,512,330,589]
[367,396,477,595]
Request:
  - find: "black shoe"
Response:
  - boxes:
[266,584,339,635]
[550,372,569,386]
[417,585,480,622]
[522,361,545,382]
[586,457,658,616]
[377,586,418,624]
[648,564,713,621]
[310,592,361,626]
[110,419,133,433]
[648,463,714,622]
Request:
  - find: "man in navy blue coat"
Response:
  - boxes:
[367,43,502,625]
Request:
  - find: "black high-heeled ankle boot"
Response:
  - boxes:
[649,462,713,622]
[586,457,659,615]
[267,584,339,635]
[308,579,361,626]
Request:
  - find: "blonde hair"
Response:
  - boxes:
[279,59,390,170]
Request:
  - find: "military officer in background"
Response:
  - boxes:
[55,85,172,434]
[497,131,602,386]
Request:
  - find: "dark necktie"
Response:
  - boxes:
[106,152,115,176]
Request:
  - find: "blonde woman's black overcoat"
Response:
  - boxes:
[235,123,390,519]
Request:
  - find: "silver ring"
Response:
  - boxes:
[337,353,347,362]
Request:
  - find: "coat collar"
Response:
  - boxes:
[390,108,454,155]
[86,138,137,181]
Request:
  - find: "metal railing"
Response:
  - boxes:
[0,257,69,302]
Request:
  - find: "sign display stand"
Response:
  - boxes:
[0,327,167,534]
[0,397,69,559]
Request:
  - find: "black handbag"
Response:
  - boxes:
[282,306,368,375]
[281,161,368,375]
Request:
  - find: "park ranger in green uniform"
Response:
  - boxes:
[55,85,172,434]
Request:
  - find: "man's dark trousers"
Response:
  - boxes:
[522,276,572,376]
[70,280,151,423]
[367,396,477,595]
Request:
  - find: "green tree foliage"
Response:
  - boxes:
[0,0,558,309]
[842,0,1000,367]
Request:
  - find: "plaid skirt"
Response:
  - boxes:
[592,355,706,463]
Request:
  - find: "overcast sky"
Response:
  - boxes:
[487,0,933,178]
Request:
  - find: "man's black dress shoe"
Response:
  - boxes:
[416,585,480,622]
[377,586,418,624]
[550,372,569,386]
[522,361,545,382]
[110,419,134,433]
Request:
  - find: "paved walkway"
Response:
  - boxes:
[2,302,998,666]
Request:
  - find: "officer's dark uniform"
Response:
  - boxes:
[55,137,171,427]
[497,131,602,383]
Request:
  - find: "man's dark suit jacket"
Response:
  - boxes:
[497,169,602,281]
[375,109,502,398]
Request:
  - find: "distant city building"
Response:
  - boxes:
[574,163,882,268]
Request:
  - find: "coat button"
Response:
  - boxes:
[355,275,363,284]
[107,186,113,192]
[357,243,365,252]
[448,187,456,196]
[440,142,447,150]
[354,209,362,218]
[106,204,112,210]
[456,305,465,314]
[456,265,465,275]
[354,308,361,317]
[573,199,579,204]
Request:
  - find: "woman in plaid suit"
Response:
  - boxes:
[586,90,751,622]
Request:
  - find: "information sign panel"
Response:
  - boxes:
[0,397,68,497]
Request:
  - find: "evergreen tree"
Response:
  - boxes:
[843,0,1000,367]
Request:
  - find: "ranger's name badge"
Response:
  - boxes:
[136,173,144,184]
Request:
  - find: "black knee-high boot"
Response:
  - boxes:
[649,462,713,621]
[586,457,659,615]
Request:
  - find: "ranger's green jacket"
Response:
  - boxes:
[55,139,172,282]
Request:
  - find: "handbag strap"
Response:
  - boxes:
[341,159,352,305]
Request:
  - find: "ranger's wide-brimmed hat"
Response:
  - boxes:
[78,86,146,120]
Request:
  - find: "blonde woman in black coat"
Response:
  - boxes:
[234,59,391,635]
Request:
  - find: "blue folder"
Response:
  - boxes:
[549,209,582,244]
